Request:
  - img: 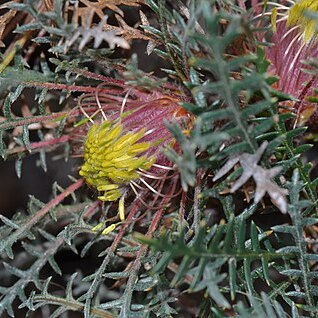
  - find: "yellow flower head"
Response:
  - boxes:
[287,0,318,43]
[79,120,154,202]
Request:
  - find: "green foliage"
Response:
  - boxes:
[1,0,318,317]
[137,216,286,307]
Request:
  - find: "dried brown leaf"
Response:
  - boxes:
[70,0,145,20]
[213,142,288,213]
[64,0,155,48]
[64,16,130,51]
[0,10,17,47]
[115,14,154,42]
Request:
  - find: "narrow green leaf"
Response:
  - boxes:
[3,262,26,278]
[224,221,234,253]
[272,225,296,235]
[15,155,23,179]
[3,96,13,119]
[0,130,6,159]
[228,257,237,301]
[14,23,42,33]
[200,108,232,122]
[281,269,303,277]
[0,215,20,230]
[241,100,271,117]
[251,118,274,137]
[293,144,313,155]
[22,125,31,152]
[286,127,307,139]
[243,259,253,295]
[236,219,246,252]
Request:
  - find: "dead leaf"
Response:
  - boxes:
[64,16,130,52]
[213,142,288,213]
[0,10,17,47]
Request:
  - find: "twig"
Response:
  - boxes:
[7,135,70,156]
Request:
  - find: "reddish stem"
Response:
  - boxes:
[83,201,101,219]
[0,112,68,130]
[8,135,70,155]
[0,106,97,130]
[34,178,83,221]
[71,69,125,84]
[25,82,124,94]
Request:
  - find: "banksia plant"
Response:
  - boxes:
[76,81,192,223]
[2,0,318,317]
[256,0,318,128]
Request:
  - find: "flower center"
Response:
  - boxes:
[79,120,154,202]
[287,0,318,43]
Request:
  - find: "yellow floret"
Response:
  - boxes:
[79,120,154,202]
[287,0,318,43]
